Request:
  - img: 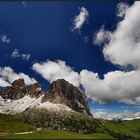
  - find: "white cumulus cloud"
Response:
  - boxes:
[32,59,140,105]
[32,60,80,87]
[93,110,140,120]
[72,7,89,31]
[80,69,140,104]
[0,66,36,86]
[94,2,140,69]
[0,78,10,87]
[31,59,140,105]
[11,49,31,61]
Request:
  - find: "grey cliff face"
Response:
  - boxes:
[1,79,42,100]
[1,79,26,100]
[43,79,92,116]
[28,83,42,98]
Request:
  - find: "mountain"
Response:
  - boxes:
[42,79,91,115]
[0,79,140,139]
[0,78,91,116]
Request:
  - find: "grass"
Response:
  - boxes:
[97,119,140,139]
[0,129,115,139]
[0,113,140,139]
[0,113,35,133]
[0,113,115,139]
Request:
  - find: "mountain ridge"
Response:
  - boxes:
[0,78,92,116]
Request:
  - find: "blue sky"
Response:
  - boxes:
[0,1,140,120]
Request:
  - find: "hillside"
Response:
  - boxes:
[0,113,140,139]
[101,119,140,139]
[0,113,35,134]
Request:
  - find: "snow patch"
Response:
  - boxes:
[38,101,72,111]
[0,96,72,114]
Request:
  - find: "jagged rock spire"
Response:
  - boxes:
[43,79,92,116]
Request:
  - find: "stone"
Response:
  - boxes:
[1,79,26,100]
[28,83,42,98]
[43,79,92,116]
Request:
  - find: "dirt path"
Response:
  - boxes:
[0,133,8,136]
[14,131,34,135]
[0,128,42,136]
[14,128,42,135]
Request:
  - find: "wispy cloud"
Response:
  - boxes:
[0,34,10,44]
[22,1,26,7]
[134,106,140,109]
[93,25,111,46]
[71,7,89,32]
[11,49,31,61]
[116,2,129,18]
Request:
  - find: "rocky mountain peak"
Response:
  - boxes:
[43,79,92,116]
[28,83,42,98]
[1,79,26,100]
[11,78,25,88]
[0,78,92,116]
[1,79,41,100]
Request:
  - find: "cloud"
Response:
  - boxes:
[32,60,80,87]
[32,59,140,105]
[0,66,36,86]
[80,69,140,104]
[84,35,89,44]
[94,2,140,69]
[93,110,140,120]
[32,59,140,104]
[22,1,26,7]
[134,106,140,109]
[116,2,129,18]
[71,7,89,31]
[21,54,31,61]
[92,2,140,104]
[93,25,111,46]
[0,78,10,87]
[0,34,10,44]
[11,49,31,61]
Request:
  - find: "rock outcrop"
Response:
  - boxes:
[28,83,42,98]
[11,78,25,88]
[1,79,26,100]
[42,79,92,116]
[1,79,42,100]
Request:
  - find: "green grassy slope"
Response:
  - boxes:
[0,113,114,139]
[0,129,115,139]
[0,113,35,134]
[97,119,140,139]
[0,113,140,139]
